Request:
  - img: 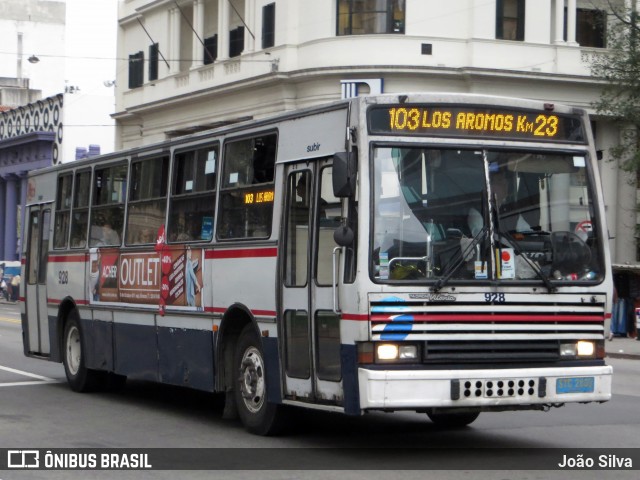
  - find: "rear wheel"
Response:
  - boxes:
[427,410,480,427]
[62,309,101,392]
[234,324,285,435]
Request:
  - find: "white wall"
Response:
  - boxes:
[0,0,65,97]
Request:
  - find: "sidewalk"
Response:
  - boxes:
[606,335,640,360]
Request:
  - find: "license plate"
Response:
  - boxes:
[556,377,595,394]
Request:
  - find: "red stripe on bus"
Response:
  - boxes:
[205,247,277,259]
[48,254,88,263]
[341,313,369,321]
[205,306,276,317]
[371,314,604,322]
[205,308,367,321]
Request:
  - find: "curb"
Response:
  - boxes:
[607,352,640,360]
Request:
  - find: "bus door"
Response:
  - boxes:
[280,160,343,405]
[25,204,52,355]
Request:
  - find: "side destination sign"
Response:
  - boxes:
[368,105,585,143]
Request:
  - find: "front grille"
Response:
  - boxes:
[369,293,606,364]
[425,340,560,362]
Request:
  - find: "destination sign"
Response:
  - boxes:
[244,190,275,205]
[368,105,585,142]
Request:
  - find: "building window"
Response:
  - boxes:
[262,3,276,49]
[149,43,159,81]
[204,35,217,64]
[496,0,525,41]
[572,9,607,48]
[229,26,245,58]
[128,51,144,89]
[337,0,405,36]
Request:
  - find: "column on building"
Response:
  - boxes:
[525,0,551,44]
[615,127,638,263]
[217,0,230,61]
[192,0,205,69]
[244,0,255,53]
[596,122,621,260]
[553,0,565,44]
[170,7,181,73]
[0,179,5,257]
[566,0,577,45]
[3,176,18,261]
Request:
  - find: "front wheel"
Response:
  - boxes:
[234,324,285,435]
[62,309,101,392]
[427,410,480,427]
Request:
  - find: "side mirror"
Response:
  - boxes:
[334,225,354,247]
[333,151,357,198]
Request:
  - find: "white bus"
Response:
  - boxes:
[22,93,612,434]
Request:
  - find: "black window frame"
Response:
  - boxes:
[128,51,144,89]
[496,0,525,41]
[229,26,245,58]
[149,43,159,82]
[203,34,218,64]
[262,3,276,49]
[336,0,405,36]
[568,8,607,48]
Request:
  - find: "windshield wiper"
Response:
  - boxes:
[431,225,488,292]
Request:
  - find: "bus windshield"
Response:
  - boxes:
[372,146,603,284]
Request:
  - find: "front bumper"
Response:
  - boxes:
[358,365,612,410]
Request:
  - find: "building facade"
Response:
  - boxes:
[114,0,637,269]
[0,0,117,261]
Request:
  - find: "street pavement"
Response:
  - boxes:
[606,334,640,359]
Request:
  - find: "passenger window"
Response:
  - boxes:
[89,163,127,247]
[53,173,72,249]
[217,133,277,239]
[126,155,169,245]
[168,144,218,242]
[70,170,91,248]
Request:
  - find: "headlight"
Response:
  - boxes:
[576,340,595,357]
[375,343,420,362]
[377,344,399,360]
[560,341,596,358]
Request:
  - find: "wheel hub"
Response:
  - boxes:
[239,347,265,413]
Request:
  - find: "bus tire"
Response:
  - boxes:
[62,309,100,392]
[427,410,480,427]
[234,324,285,435]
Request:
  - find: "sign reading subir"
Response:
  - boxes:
[368,105,585,142]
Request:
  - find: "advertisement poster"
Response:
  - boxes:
[89,247,203,310]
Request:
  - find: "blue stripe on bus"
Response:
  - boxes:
[379,296,407,303]
[390,314,414,322]
[371,305,412,313]
[380,322,412,340]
